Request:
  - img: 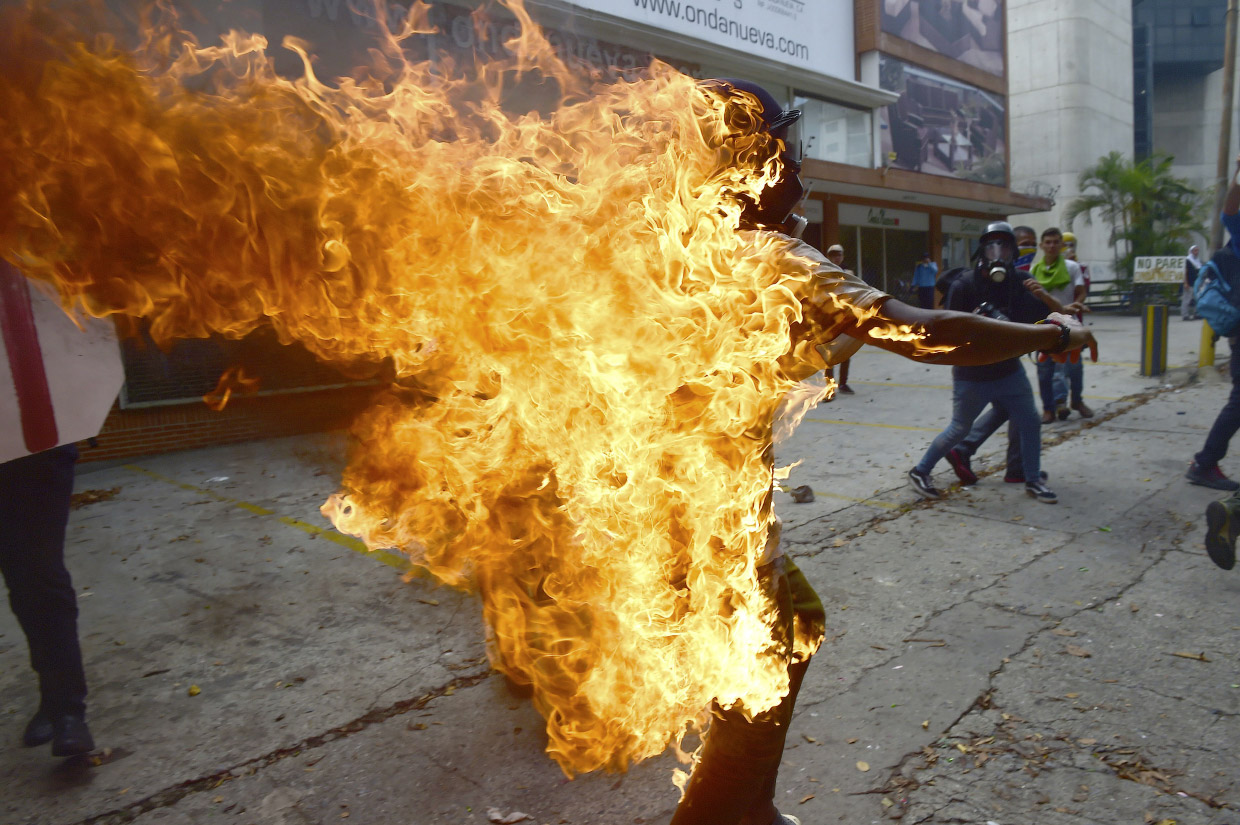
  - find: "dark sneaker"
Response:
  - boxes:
[1004,470,1048,484]
[1204,499,1239,570]
[946,448,978,485]
[22,710,53,747]
[908,468,944,500]
[1025,481,1058,504]
[1186,461,1240,491]
[1056,403,1070,421]
[839,384,855,394]
[1071,400,1095,418]
[1041,410,1055,424]
[50,714,94,757]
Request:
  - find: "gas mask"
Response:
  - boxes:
[974,223,1018,284]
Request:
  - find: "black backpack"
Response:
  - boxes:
[935,266,970,297]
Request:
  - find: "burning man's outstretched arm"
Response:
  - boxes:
[854,298,1093,367]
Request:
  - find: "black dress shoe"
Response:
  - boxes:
[51,715,94,757]
[22,710,53,747]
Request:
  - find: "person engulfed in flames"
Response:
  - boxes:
[0,3,1097,817]
[670,79,1095,825]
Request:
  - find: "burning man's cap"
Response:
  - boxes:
[704,78,802,160]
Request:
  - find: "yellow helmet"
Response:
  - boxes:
[1062,231,1078,259]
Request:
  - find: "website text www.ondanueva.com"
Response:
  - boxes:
[631,0,811,62]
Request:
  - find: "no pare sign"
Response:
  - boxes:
[0,261,123,464]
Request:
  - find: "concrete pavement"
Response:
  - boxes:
[3,313,1239,825]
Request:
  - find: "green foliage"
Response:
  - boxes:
[1063,151,1206,289]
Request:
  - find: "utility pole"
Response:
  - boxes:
[1212,0,1239,252]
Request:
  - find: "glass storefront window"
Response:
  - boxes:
[943,235,976,272]
[793,92,873,168]
[836,225,929,301]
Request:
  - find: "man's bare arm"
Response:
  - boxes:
[848,298,1091,366]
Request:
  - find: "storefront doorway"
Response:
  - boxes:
[837,204,929,302]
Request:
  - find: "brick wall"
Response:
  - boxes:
[78,386,379,463]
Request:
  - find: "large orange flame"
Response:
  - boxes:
[0,1,943,776]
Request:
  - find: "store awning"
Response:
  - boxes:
[803,160,1053,216]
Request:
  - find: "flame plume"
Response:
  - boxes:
[0,1,932,775]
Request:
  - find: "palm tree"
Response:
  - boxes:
[1064,151,1204,290]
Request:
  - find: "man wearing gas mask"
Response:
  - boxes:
[906,221,1069,505]
[670,83,1094,825]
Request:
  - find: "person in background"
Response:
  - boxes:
[1184,244,1202,321]
[907,221,1075,505]
[1013,225,1037,272]
[912,252,938,309]
[1187,156,1240,492]
[1031,227,1091,422]
[1062,231,1090,293]
[0,444,95,757]
[824,243,854,395]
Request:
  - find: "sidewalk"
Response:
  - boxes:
[2,314,1238,825]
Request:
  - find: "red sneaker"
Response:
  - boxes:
[946,449,978,485]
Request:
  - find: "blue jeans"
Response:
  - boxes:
[916,370,1041,482]
[955,405,1023,475]
[1037,358,1083,411]
[1195,338,1240,469]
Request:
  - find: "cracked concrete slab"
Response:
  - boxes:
[4,317,1240,825]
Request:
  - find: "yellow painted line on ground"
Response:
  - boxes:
[123,465,408,571]
[848,381,1121,400]
[777,485,899,510]
[803,417,940,432]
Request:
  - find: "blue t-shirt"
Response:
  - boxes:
[912,261,938,287]
[1224,210,1240,255]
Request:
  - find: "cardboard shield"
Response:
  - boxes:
[0,261,124,463]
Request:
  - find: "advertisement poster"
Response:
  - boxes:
[881,0,1004,77]
[569,0,855,81]
[878,56,1006,185]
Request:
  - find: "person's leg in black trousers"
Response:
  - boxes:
[670,558,824,825]
[0,444,94,756]
[1189,337,1240,490]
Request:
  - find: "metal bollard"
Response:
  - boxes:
[1200,319,1217,368]
[1141,304,1169,376]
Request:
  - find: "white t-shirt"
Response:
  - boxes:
[1044,259,1085,309]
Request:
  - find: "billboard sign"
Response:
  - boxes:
[565,0,855,80]
[0,262,123,463]
[881,0,1004,77]
[1133,256,1186,284]
[879,56,1006,185]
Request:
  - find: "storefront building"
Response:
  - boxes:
[512,0,1051,289]
[80,0,1051,461]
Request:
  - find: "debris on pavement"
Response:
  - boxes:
[789,485,814,503]
[486,808,532,824]
[71,487,121,508]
